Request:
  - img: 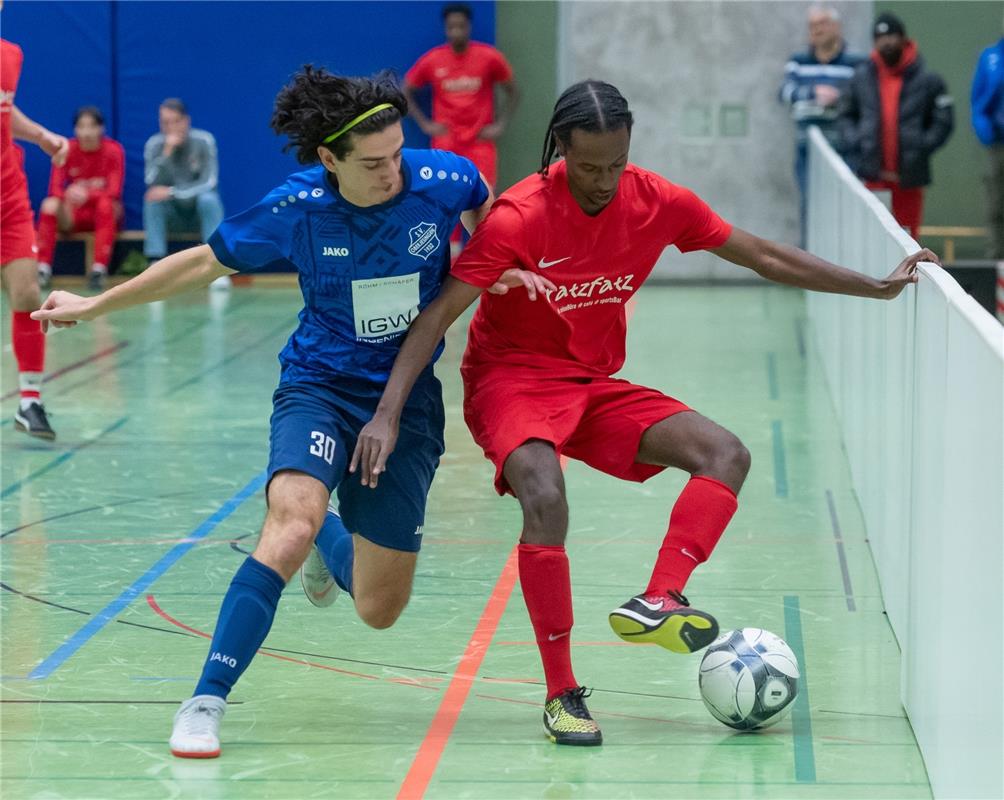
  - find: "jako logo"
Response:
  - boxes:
[359,308,418,336]
[323,246,350,257]
[210,651,238,669]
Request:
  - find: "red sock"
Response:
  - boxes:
[645,476,738,596]
[518,543,578,701]
[36,210,58,266]
[12,311,45,400]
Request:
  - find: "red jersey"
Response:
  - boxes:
[1,39,24,183]
[405,42,513,145]
[48,137,125,201]
[451,160,732,378]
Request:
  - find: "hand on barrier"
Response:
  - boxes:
[879,248,941,300]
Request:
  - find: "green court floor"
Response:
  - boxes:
[1,284,930,799]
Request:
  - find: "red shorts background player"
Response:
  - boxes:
[351,80,938,746]
[36,105,125,291]
[405,3,518,221]
[1,34,68,440]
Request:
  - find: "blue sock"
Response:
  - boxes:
[315,509,354,597]
[193,557,286,699]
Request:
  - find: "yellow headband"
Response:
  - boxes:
[322,103,396,144]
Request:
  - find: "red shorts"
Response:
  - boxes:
[432,136,498,188]
[1,167,38,265]
[462,372,691,495]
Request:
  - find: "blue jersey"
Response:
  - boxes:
[209,148,488,385]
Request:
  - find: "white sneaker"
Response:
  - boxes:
[209,275,232,291]
[169,695,226,758]
[300,505,342,608]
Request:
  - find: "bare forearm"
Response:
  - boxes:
[757,241,886,298]
[11,106,47,144]
[93,245,231,316]
[498,83,519,127]
[376,310,453,420]
[377,279,482,418]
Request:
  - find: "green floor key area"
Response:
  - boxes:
[1,284,930,799]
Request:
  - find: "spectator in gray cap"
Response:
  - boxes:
[780,5,862,245]
[143,98,224,266]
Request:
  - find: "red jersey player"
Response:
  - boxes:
[351,81,939,746]
[36,106,125,291]
[1,34,68,439]
[404,3,518,190]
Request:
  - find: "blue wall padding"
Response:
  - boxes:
[3,1,494,230]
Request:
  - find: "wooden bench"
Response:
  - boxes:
[918,225,989,263]
[65,230,201,269]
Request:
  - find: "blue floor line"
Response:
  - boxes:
[783,594,816,783]
[27,470,267,680]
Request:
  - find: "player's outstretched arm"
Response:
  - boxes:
[711,227,940,300]
[12,105,69,166]
[31,245,234,332]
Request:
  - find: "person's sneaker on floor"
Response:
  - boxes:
[300,504,341,608]
[37,263,52,290]
[543,686,602,746]
[87,268,106,292]
[209,275,232,291]
[608,590,719,654]
[170,695,226,758]
[13,400,55,440]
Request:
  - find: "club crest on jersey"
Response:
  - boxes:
[408,222,440,261]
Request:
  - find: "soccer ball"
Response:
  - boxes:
[698,628,799,731]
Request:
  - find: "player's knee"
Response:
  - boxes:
[706,432,751,483]
[355,592,409,629]
[260,510,317,566]
[517,479,567,535]
[40,197,61,216]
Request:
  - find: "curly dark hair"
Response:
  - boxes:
[271,65,408,164]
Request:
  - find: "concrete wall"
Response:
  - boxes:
[495,1,560,191]
[558,1,873,279]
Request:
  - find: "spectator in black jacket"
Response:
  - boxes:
[838,13,954,239]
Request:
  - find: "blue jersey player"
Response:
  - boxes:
[34,66,553,758]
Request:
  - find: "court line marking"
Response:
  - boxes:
[771,420,789,498]
[26,471,267,680]
[767,352,780,400]
[825,489,856,611]
[783,594,816,783]
[44,293,261,401]
[1,416,130,499]
[0,341,129,401]
[396,546,519,800]
[795,317,807,359]
[148,595,439,686]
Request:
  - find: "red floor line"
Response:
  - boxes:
[146,594,380,681]
[396,546,519,800]
[0,341,129,401]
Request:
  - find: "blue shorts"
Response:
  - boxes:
[267,370,445,552]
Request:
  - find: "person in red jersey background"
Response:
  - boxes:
[36,106,125,291]
[404,3,518,190]
[351,80,939,747]
[1,31,68,440]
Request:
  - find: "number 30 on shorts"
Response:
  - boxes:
[309,431,337,464]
